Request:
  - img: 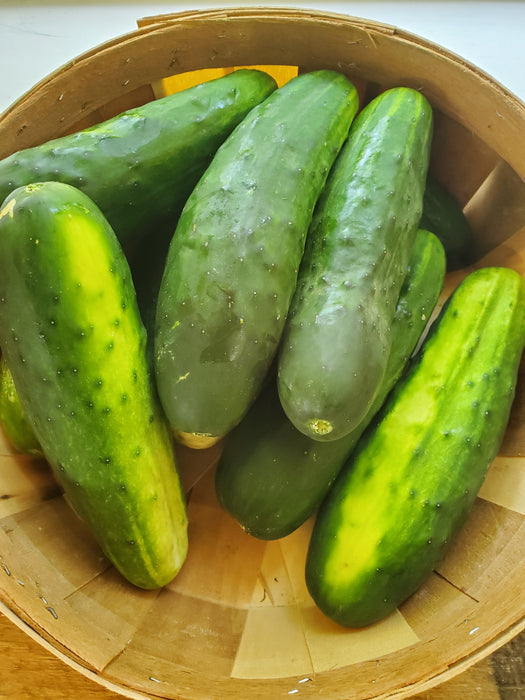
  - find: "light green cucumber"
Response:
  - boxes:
[155,70,360,448]
[306,266,525,627]
[0,181,188,589]
[0,354,42,456]
[277,87,434,442]
[215,229,446,539]
[0,69,277,249]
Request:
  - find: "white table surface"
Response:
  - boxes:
[0,1,524,117]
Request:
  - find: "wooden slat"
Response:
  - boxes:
[400,571,478,640]
[167,496,267,608]
[479,456,525,514]
[429,110,499,206]
[64,567,159,659]
[65,84,156,135]
[232,604,312,679]
[174,440,223,495]
[436,499,524,599]
[128,588,247,679]
[0,454,58,518]
[464,161,525,259]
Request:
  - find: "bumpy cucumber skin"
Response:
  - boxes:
[215,230,446,539]
[0,182,188,589]
[0,70,277,249]
[155,70,359,444]
[420,174,474,270]
[278,87,434,442]
[306,266,525,628]
[0,355,42,456]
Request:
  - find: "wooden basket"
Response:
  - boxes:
[0,7,524,699]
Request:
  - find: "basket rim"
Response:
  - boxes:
[1,6,524,178]
[1,581,524,700]
[2,5,525,120]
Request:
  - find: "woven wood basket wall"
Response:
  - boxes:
[0,7,524,700]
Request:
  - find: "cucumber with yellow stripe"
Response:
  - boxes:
[277,87,433,441]
[215,229,445,539]
[0,181,188,589]
[154,70,360,448]
[0,69,277,249]
[306,266,525,628]
[0,354,42,456]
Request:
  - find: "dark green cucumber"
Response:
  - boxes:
[420,174,474,270]
[129,225,174,365]
[0,181,188,589]
[155,70,360,448]
[0,69,277,249]
[215,229,446,539]
[0,354,42,456]
[277,87,434,442]
[306,266,525,628]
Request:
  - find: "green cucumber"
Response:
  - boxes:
[0,69,277,249]
[306,266,525,628]
[277,87,434,442]
[154,70,360,448]
[0,181,188,589]
[0,354,42,456]
[215,229,446,539]
[420,174,474,270]
[129,227,174,365]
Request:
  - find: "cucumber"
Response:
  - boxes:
[129,227,173,364]
[215,229,446,539]
[277,87,434,442]
[0,354,42,456]
[0,181,188,589]
[420,174,474,270]
[0,69,277,249]
[306,266,525,628]
[154,70,360,448]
